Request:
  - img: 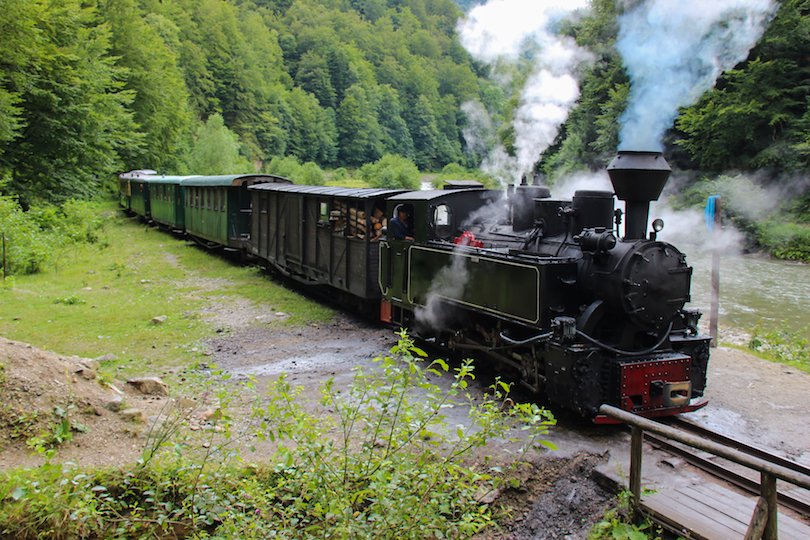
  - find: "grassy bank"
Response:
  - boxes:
[0,201,333,378]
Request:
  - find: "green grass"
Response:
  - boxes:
[0,201,333,377]
[323,176,371,188]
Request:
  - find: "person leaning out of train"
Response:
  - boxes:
[388,205,414,241]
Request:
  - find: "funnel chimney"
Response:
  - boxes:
[607,151,671,240]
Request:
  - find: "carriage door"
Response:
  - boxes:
[284,194,303,271]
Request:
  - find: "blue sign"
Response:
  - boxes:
[705,195,720,232]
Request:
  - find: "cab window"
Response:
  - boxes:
[433,203,452,240]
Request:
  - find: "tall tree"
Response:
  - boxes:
[104,0,192,172]
[3,0,139,204]
[187,114,252,174]
[336,84,384,165]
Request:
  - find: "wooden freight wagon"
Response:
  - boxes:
[248,184,407,303]
[182,174,290,250]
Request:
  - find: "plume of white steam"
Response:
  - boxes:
[618,0,777,150]
[459,0,592,181]
[551,170,613,200]
[652,203,745,256]
[414,252,470,331]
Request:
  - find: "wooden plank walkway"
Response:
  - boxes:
[641,481,810,539]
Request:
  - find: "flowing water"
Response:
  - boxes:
[685,250,809,337]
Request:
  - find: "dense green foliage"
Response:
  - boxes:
[0,197,104,276]
[0,0,490,205]
[544,0,810,179]
[0,333,555,539]
[358,154,421,189]
[540,0,810,260]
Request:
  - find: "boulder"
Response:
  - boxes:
[127,376,169,396]
[120,408,146,423]
[74,366,96,380]
[151,315,168,325]
[104,395,125,412]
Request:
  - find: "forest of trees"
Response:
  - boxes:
[0,0,808,258]
[540,0,810,181]
[0,0,498,206]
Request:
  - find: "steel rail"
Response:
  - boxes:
[665,417,810,479]
[599,405,810,491]
[643,431,810,517]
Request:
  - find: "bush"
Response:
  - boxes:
[756,221,810,261]
[0,197,106,276]
[299,161,325,186]
[358,154,420,190]
[265,155,303,179]
[0,333,556,539]
[0,196,51,275]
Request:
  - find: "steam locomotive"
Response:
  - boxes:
[119,151,710,421]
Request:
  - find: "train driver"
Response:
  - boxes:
[389,204,414,241]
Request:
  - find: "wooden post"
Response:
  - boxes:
[630,426,643,506]
[709,196,721,348]
[744,497,769,540]
[761,471,778,540]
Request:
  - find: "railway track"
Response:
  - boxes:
[648,416,810,517]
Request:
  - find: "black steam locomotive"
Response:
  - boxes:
[119,151,710,421]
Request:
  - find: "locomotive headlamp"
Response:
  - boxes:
[652,218,665,232]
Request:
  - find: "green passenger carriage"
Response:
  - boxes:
[146,176,198,231]
[118,169,156,216]
[181,174,290,250]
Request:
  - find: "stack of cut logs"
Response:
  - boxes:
[332,203,387,240]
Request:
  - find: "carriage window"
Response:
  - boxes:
[433,203,452,239]
[220,191,226,212]
[319,202,328,223]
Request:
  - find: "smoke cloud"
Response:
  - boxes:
[414,251,470,331]
[459,0,592,182]
[617,0,777,151]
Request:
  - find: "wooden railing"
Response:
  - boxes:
[599,404,810,540]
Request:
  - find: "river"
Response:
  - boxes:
[684,250,809,337]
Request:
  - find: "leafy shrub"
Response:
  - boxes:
[54,295,86,305]
[589,490,660,540]
[358,154,420,190]
[0,196,51,275]
[0,333,555,539]
[266,155,303,179]
[755,221,810,261]
[299,161,325,186]
[331,167,349,181]
[0,197,106,276]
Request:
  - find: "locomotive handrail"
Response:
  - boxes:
[600,404,810,540]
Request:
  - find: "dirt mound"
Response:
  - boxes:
[482,453,613,539]
[0,337,169,469]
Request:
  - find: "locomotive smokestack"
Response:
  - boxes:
[606,151,671,240]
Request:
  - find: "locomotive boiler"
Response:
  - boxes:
[378,151,710,421]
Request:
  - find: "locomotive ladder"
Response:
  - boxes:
[599,405,810,540]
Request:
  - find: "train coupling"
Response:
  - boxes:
[652,380,692,408]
